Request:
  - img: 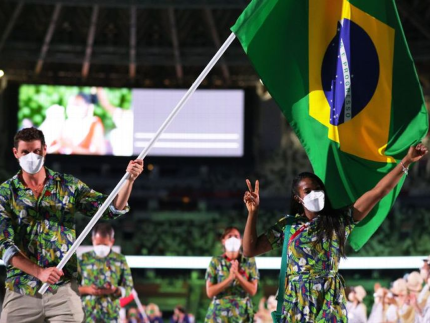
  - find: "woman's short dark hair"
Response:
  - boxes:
[14,127,46,149]
[221,226,241,240]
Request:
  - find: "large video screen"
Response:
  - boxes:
[18,85,244,157]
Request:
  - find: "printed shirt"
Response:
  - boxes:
[205,254,259,322]
[265,210,356,322]
[0,167,129,296]
[79,250,133,323]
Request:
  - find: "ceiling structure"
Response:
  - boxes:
[0,0,430,90]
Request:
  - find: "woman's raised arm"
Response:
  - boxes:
[353,144,428,222]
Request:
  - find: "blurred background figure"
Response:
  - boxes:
[417,256,430,321]
[368,283,389,323]
[97,87,134,156]
[170,305,190,323]
[146,303,164,323]
[78,223,134,322]
[127,307,143,323]
[387,278,410,323]
[407,271,424,321]
[254,295,277,323]
[38,104,66,153]
[346,285,367,323]
[204,226,259,322]
[54,92,106,155]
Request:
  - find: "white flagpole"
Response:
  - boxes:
[132,289,148,320]
[38,32,237,295]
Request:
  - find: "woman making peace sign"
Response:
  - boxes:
[242,144,427,322]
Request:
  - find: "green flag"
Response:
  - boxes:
[232,0,429,250]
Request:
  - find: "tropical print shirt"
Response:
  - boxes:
[0,167,129,296]
[79,250,133,323]
[205,254,259,322]
[265,210,355,322]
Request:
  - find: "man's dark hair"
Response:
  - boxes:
[92,223,115,239]
[14,127,46,149]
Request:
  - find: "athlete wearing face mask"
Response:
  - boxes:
[18,152,45,175]
[0,127,144,323]
[300,190,325,212]
[78,223,134,322]
[224,236,242,252]
[204,227,259,322]
[243,142,429,323]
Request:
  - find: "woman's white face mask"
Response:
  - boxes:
[224,237,241,252]
[19,152,44,175]
[301,190,325,212]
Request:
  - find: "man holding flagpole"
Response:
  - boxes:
[0,127,143,322]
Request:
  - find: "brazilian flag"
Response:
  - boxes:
[232,0,429,250]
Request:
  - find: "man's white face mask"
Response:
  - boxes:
[19,152,44,175]
[301,190,325,212]
[93,245,111,258]
[224,237,241,252]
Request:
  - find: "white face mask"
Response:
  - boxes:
[94,245,111,258]
[19,152,44,175]
[301,190,325,212]
[225,237,241,252]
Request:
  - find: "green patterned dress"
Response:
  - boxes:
[266,210,355,322]
[78,250,133,323]
[205,254,259,322]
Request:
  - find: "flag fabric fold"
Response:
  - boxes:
[232,0,429,250]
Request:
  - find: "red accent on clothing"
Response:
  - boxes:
[288,223,310,245]
[119,293,134,307]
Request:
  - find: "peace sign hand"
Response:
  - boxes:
[243,179,260,214]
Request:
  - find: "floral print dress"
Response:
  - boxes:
[205,254,259,322]
[266,210,355,322]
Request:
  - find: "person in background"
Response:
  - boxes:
[388,278,410,323]
[170,305,190,323]
[97,87,134,156]
[0,127,143,322]
[54,92,106,155]
[128,307,143,323]
[205,226,259,322]
[255,295,277,323]
[79,223,134,322]
[406,271,424,322]
[416,256,430,322]
[346,285,367,323]
[368,284,389,323]
[146,303,164,323]
[38,104,66,153]
[187,313,195,323]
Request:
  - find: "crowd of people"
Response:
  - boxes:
[120,304,194,323]
[364,258,430,323]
